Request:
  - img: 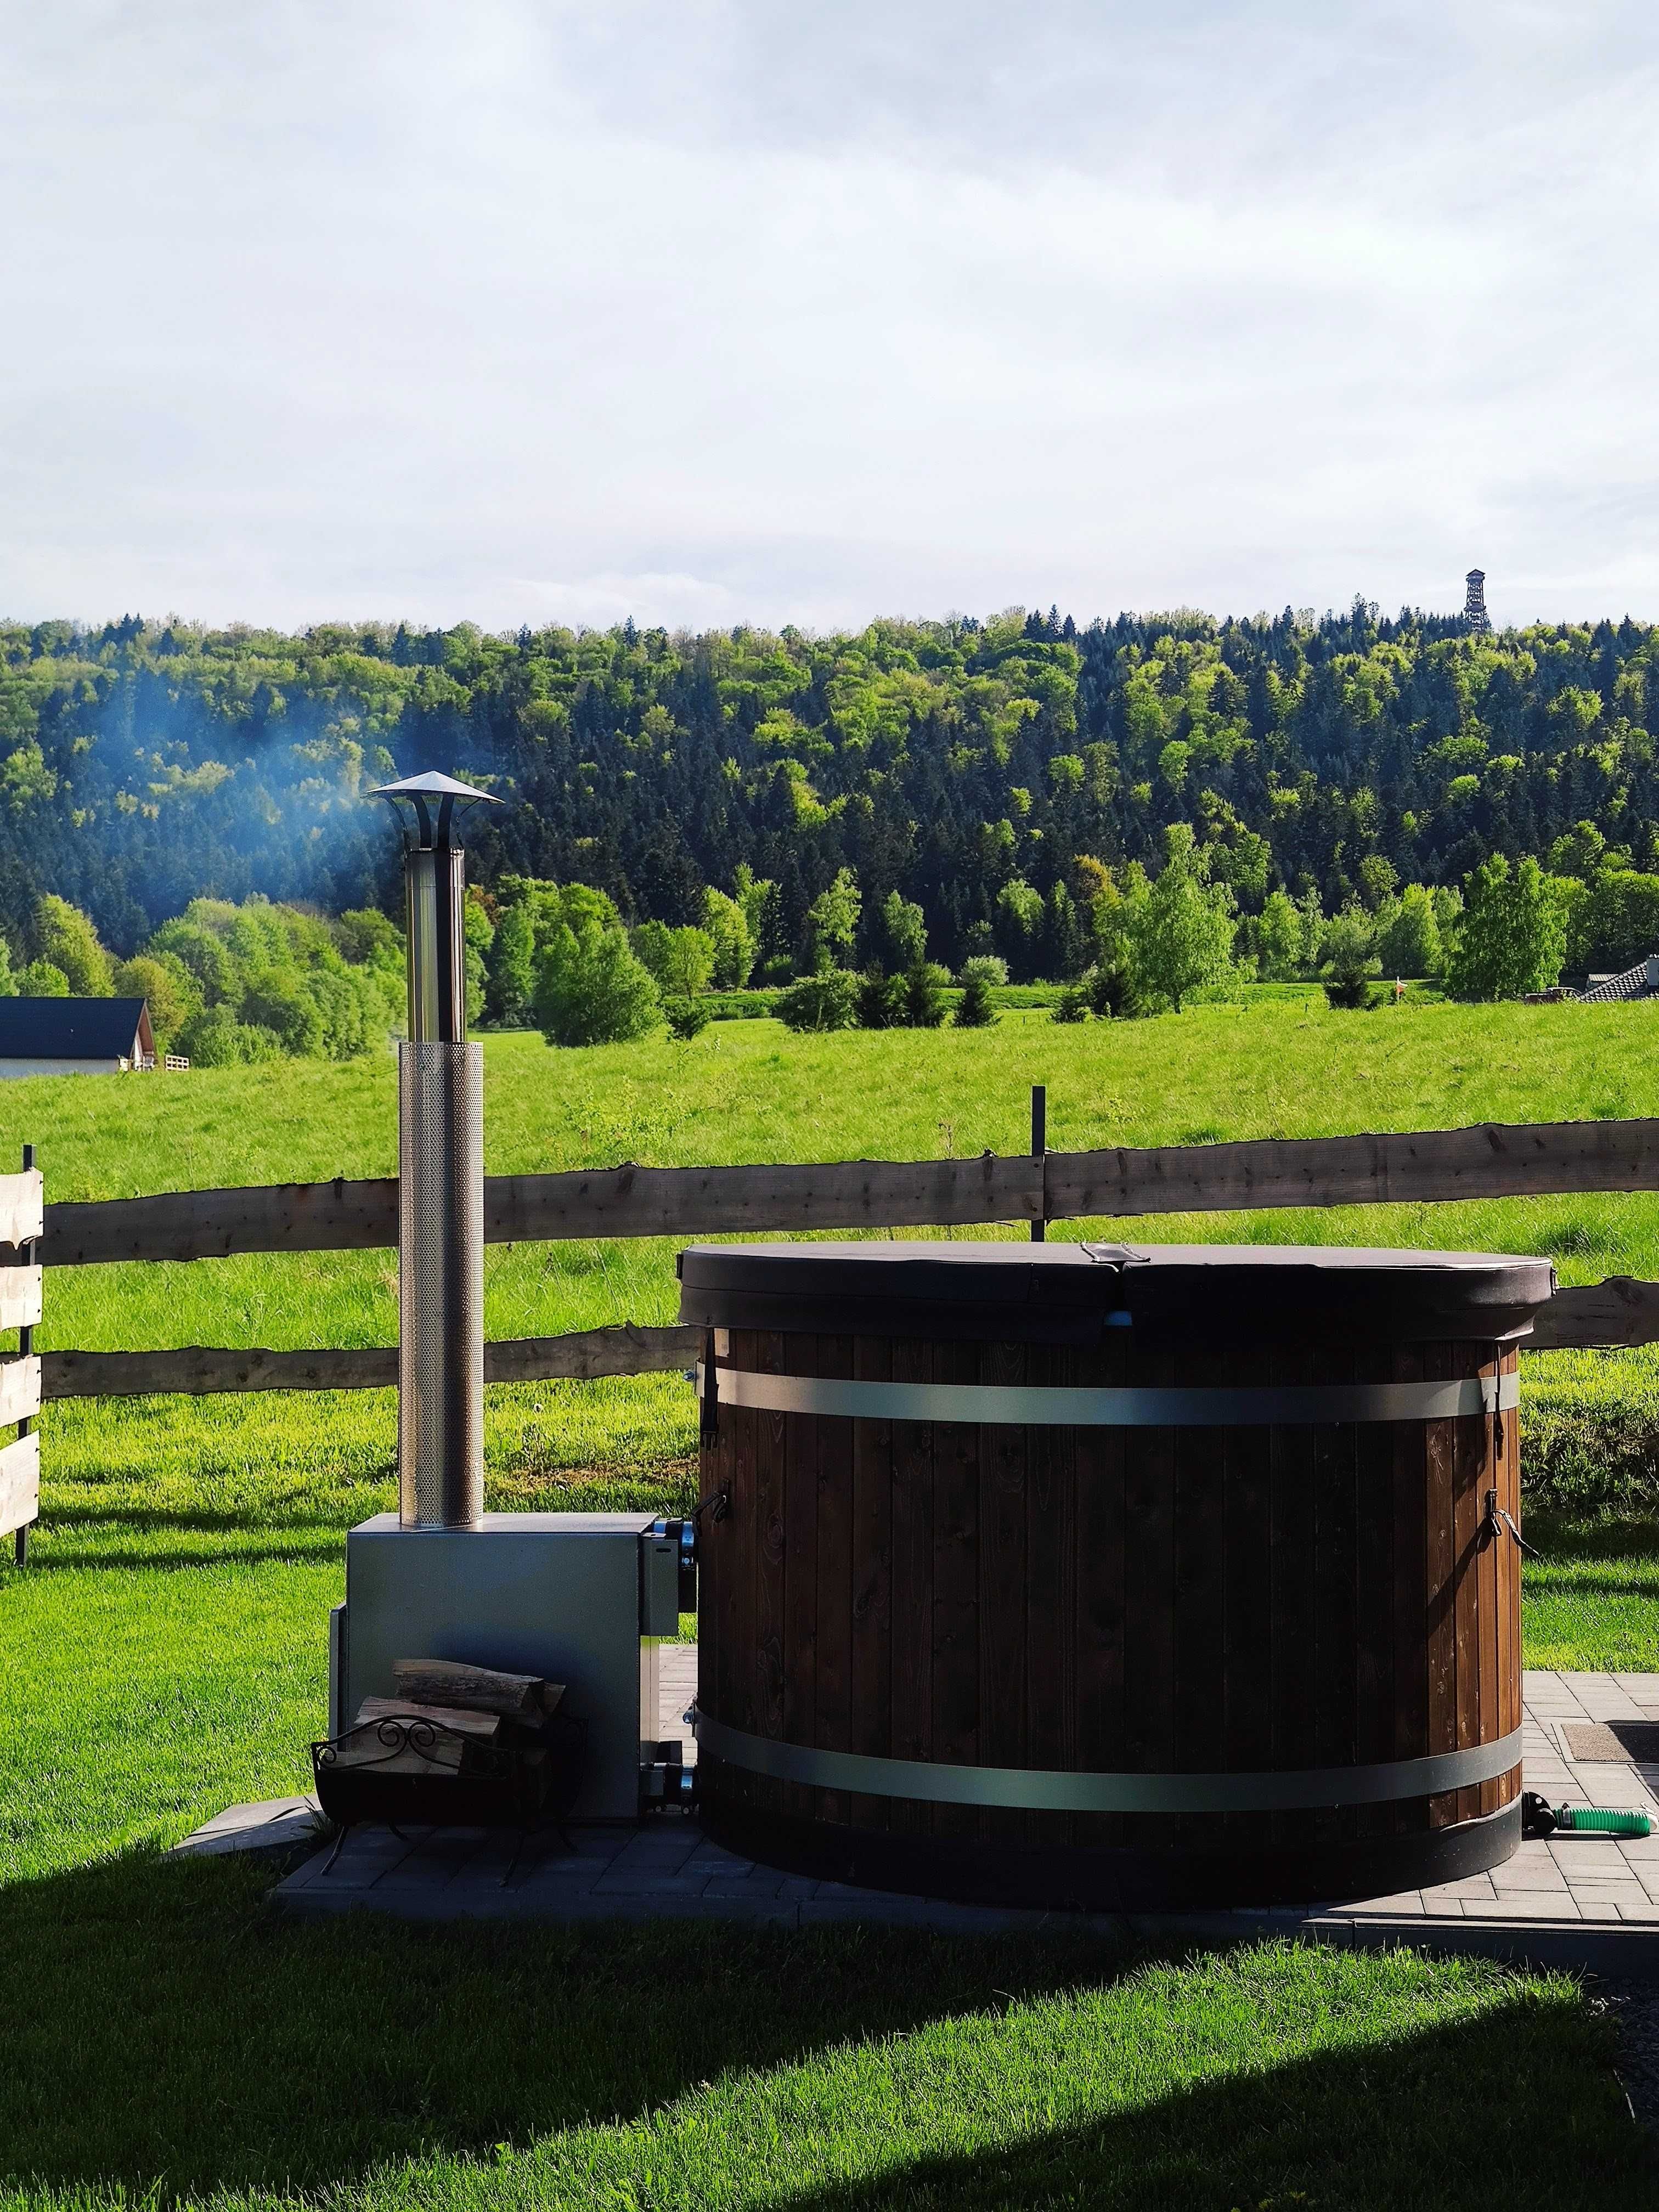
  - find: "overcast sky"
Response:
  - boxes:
[4,1,1656,634]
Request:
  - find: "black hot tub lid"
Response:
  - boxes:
[675,1240,1557,1344]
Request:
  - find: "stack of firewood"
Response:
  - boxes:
[332,1659,566,1776]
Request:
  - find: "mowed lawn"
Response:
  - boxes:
[3,1001,1658,2207]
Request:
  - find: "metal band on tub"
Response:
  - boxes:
[691,1709,1523,1812]
[696,1365,1519,1428]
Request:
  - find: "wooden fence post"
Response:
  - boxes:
[13,1143,35,1567]
[1031,1084,1047,1243]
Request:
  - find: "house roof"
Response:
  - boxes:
[1578,957,1658,1005]
[0,997,153,1059]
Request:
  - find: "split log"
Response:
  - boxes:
[325,1731,464,1777]
[325,1695,516,1775]
[354,1696,502,1740]
[391,1657,565,1716]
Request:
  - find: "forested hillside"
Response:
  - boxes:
[4,601,1657,978]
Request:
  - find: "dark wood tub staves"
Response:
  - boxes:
[695,1328,1524,1909]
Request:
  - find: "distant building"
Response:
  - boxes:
[0,997,159,1077]
[1578,957,1659,1005]
[1463,569,1492,634]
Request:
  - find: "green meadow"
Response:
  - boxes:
[20,994,1659,1559]
[3,999,1658,2207]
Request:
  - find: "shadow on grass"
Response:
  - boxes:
[8,1509,351,1572]
[1526,1513,1659,1563]
[0,1849,1117,2197]
[37,1497,371,1532]
[13,1538,347,1572]
[11,1495,371,1571]
[0,1850,1645,2205]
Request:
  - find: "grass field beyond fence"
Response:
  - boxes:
[18,997,1659,1532]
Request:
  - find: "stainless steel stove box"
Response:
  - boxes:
[340,778,684,1825]
[330,1512,682,1820]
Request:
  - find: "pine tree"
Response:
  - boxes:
[487,905,537,1024]
[954,967,997,1026]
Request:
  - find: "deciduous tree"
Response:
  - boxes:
[1125,824,1237,1011]
[534,922,661,1046]
[1445,855,1568,1001]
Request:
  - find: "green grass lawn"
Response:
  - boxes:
[2,1859,1645,2211]
[3,1001,1658,2207]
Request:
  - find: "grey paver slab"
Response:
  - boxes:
[590,1874,718,1897]
[1464,1893,1583,1921]
[174,1795,321,1857]
[1561,1893,1645,1920]
[305,1830,424,1889]
[514,1857,620,1885]
[607,1830,704,1868]
[1489,1864,1572,1893]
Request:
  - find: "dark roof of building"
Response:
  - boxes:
[0,997,153,1059]
[1578,958,1658,1005]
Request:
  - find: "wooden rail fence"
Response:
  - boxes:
[42,1116,1659,1266]
[26,1114,1659,1397]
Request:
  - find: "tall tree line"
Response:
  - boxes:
[3,600,1656,975]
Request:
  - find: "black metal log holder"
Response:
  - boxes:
[311,1706,587,1884]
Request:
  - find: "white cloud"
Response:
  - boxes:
[2,0,1657,631]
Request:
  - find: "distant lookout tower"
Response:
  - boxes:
[1463,569,1492,634]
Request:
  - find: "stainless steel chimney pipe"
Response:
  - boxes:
[370,772,502,1530]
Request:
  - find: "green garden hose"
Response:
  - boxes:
[1553,1804,1652,1837]
[1522,1791,1652,1838]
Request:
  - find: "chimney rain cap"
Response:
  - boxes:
[370,770,503,849]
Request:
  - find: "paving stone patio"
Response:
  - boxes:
[239,1658,1659,1970]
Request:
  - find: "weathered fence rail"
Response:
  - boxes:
[33,1116,1659,1397]
[41,1116,1659,1267]
[1046,1118,1659,1218]
[37,1290,1659,1400]
[43,1156,1042,1265]
[1527,1277,1659,1352]
[42,1324,704,1399]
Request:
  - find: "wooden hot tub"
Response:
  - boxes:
[676,1240,1555,1909]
